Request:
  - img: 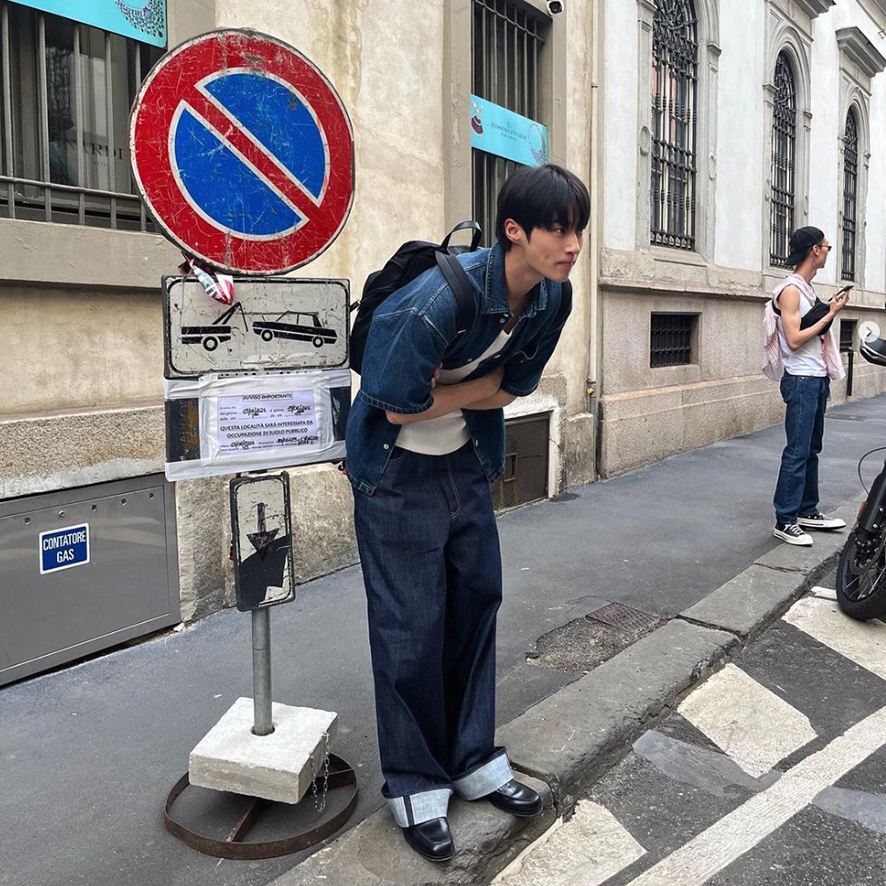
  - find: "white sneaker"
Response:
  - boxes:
[797,512,847,531]
[774,523,814,546]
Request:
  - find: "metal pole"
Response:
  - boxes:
[251,607,274,736]
[847,347,854,399]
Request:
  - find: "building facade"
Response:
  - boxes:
[599,0,886,476]
[2,0,886,682]
[0,0,596,683]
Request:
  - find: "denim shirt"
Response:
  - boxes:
[345,243,572,496]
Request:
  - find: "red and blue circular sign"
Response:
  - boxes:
[130,30,354,275]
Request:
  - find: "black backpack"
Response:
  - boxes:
[349,221,483,374]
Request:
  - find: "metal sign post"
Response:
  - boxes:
[230,473,295,735]
[252,608,273,736]
[131,26,358,857]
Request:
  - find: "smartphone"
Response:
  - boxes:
[831,285,853,302]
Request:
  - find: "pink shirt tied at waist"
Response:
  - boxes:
[763,274,845,382]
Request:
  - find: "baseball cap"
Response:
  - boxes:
[786,226,826,267]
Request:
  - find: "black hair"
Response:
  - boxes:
[787,226,826,267]
[495,164,591,250]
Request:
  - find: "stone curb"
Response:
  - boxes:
[680,497,858,641]
[267,498,859,886]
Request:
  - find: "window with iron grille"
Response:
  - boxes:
[770,52,796,268]
[651,0,698,251]
[650,312,696,368]
[840,318,856,352]
[0,2,160,230]
[841,108,859,282]
[471,0,546,246]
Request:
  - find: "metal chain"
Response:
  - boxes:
[310,731,331,814]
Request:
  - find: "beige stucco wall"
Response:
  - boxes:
[1,0,597,620]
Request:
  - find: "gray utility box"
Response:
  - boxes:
[0,474,181,686]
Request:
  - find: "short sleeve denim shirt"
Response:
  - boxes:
[345,243,572,496]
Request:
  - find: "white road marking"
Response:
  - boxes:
[493,801,645,886]
[677,663,817,778]
[626,703,886,886]
[809,585,837,601]
[783,596,886,680]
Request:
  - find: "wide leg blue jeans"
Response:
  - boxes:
[773,373,829,526]
[353,443,512,827]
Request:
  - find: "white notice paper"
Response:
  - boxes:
[217,390,319,456]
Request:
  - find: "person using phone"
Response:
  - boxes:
[767,227,848,546]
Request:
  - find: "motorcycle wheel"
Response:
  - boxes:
[837,528,886,621]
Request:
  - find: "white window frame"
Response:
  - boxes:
[636,0,720,263]
[834,26,886,289]
[763,9,813,272]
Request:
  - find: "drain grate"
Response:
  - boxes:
[586,602,661,637]
[829,414,869,422]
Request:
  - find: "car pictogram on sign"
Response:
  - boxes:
[252,311,337,348]
[181,302,249,351]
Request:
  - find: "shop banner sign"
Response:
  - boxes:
[17,0,166,48]
[470,95,548,167]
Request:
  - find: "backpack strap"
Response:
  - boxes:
[436,252,477,338]
[441,220,482,252]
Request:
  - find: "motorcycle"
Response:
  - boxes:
[836,323,886,621]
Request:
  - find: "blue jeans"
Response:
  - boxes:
[353,443,513,827]
[773,373,829,525]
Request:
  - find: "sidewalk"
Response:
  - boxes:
[2,395,884,886]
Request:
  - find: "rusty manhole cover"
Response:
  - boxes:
[586,602,661,635]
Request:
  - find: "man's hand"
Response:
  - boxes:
[829,289,851,316]
[429,365,441,390]
[386,366,506,426]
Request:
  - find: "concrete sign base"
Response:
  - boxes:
[189,698,338,804]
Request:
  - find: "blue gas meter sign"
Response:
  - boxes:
[40,524,90,575]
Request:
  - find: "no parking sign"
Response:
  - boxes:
[130,30,354,275]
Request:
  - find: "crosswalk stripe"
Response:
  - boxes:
[783,597,886,681]
[677,663,817,778]
[625,704,886,885]
[493,801,646,886]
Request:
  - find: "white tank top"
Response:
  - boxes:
[396,330,511,455]
[774,276,826,377]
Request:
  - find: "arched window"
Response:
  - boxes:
[651,0,698,250]
[842,108,859,281]
[770,52,796,268]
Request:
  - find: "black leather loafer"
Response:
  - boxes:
[402,816,455,862]
[484,779,543,817]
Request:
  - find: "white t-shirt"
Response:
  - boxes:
[775,278,827,377]
[396,330,511,455]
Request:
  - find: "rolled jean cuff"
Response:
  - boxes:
[386,788,453,827]
[452,748,513,801]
